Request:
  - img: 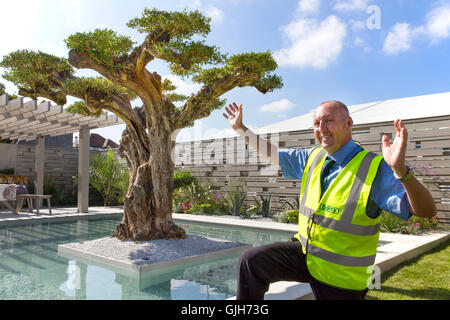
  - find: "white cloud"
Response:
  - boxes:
[382,23,417,55]
[297,0,320,14]
[274,15,347,69]
[259,99,295,112]
[426,3,450,43]
[205,7,225,24]
[382,2,450,55]
[333,0,371,11]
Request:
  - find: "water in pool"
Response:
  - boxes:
[0,217,294,300]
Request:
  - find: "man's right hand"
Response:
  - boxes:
[223,102,246,132]
[222,101,280,167]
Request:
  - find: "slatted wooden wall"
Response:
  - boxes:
[15,144,78,194]
[175,116,450,225]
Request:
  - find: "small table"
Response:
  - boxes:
[16,194,52,214]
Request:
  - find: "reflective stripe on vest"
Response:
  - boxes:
[297,235,377,267]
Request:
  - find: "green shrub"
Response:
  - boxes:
[279,209,299,224]
[89,149,129,206]
[173,170,197,190]
[43,176,74,206]
[0,168,15,175]
[190,203,215,215]
[223,176,246,216]
[380,211,439,235]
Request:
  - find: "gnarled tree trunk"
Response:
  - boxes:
[112,105,186,241]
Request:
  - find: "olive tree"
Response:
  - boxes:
[0,8,282,241]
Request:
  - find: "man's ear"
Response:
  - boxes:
[347,117,353,130]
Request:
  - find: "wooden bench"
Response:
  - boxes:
[16,194,52,214]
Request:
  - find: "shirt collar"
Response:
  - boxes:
[326,139,362,166]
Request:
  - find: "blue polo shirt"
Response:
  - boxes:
[278,139,412,221]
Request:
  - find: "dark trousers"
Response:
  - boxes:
[237,240,368,300]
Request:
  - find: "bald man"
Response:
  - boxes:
[223,101,436,300]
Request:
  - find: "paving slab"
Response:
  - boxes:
[0,206,123,227]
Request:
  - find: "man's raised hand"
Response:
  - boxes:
[382,119,408,177]
[223,102,245,132]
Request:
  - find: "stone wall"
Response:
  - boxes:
[15,144,78,194]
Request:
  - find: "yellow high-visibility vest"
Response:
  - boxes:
[293,146,383,290]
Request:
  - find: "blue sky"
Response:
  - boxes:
[1,0,450,143]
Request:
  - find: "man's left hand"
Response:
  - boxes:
[382,119,408,177]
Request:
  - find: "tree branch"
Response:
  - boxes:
[173,70,259,130]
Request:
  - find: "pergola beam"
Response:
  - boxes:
[0,93,125,213]
[0,94,123,140]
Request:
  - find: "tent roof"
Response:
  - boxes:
[0,94,124,141]
[257,91,450,134]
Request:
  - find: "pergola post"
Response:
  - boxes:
[77,126,90,213]
[34,135,45,208]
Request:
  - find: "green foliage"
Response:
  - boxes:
[248,194,273,218]
[284,197,300,210]
[172,177,226,215]
[192,67,227,85]
[66,101,102,117]
[128,8,225,77]
[127,8,211,40]
[89,149,129,206]
[192,51,281,93]
[173,170,197,190]
[43,177,74,206]
[208,98,227,111]
[254,74,284,94]
[161,78,188,102]
[380,211,439,235]
[226,51,278,74]
[161,78,177,92]
[165,92,188,102]
[223,176,247,217]
[63,77,136,100]
[0,168,15,175]
[65,28,135,69]
[189,203,216,215]
[0,168,16,175]
[0,49,73,92]
[279,209,299,224]
[160,40,225,77]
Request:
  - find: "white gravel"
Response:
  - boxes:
[61,235,247,266]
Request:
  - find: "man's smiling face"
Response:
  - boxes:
[313,101,353,155]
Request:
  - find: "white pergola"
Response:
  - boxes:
[0,94,124,212]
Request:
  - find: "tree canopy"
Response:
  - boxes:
[0,7,284,241]
[1,8,282,130]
